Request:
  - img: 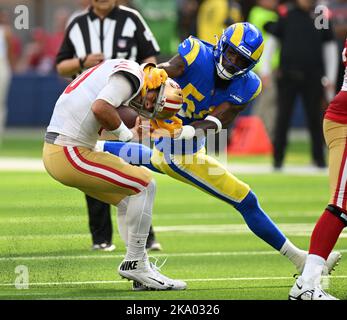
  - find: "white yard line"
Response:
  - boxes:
[1,248,347,262]
[1,223,347,241]
[0,157,328,175]
[0,275,347,288]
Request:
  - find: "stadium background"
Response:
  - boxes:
[0,0,346,301]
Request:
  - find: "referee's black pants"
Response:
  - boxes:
[273,70,326,168]
[86,195,113,245]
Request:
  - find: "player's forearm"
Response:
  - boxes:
[92,100,123,131]
[158,54,185,78]
[56,58,81,77]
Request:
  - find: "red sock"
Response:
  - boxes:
[309,209,345,259]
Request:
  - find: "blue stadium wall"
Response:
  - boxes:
[6,73,307,128]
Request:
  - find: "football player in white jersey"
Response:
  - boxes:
[43,59,185,290]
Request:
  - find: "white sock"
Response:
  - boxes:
[94,140,105,152]
[116,197,129,246]
[280,239,306,265]
[125,232,148,260]
[301,254,325,286]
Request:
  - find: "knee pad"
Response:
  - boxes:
[327,204,347,226]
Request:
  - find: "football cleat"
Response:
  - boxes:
[118,256,185,291]
[295,251,342,275]
[92,243,116,252]
[132,257,187,291]
[322,251,342,276]
[289,276,338,300]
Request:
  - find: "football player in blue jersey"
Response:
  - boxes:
[96,23,341,278]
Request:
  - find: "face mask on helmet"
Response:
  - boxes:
[214,23,264,80]
[129,78,183,120]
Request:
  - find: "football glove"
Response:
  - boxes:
[150,116,183,138]
[142,66,168,96]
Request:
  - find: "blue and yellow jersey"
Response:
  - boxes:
[154,37,262,155]
[175,36,262,124]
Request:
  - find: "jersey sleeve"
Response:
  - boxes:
[178,37,201,68]
[248,78,262,102]
[55,24,76,65]
[110,59,144,93]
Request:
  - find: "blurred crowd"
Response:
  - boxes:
[0,0,343,74]
[1,0,347,168]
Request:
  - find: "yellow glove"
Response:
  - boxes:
[143,66,168,90]
[150,116,183,138]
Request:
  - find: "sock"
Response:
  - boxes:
[125,232,148,260]
[116,197,129,246]
[280,239,306,266]
[124,179,156,260]
[234,191,287,250]
[309,209,345,259]
[301,254,325,286]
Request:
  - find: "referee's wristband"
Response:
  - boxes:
[108,122,133,142]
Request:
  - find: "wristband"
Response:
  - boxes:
[174,125,195,140]
[205,115,222,133]
[108,121,133,142]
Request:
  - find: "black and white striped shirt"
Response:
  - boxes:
[56,5,160,65]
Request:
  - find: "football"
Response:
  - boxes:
[117,105,139,128]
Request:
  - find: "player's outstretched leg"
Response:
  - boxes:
[117,179,186,290]
[233,190,340,275]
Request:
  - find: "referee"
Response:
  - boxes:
[55,0,162,252]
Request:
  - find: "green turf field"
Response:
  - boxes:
[0,133,346,300]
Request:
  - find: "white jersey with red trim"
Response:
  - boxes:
[47,59,144,148]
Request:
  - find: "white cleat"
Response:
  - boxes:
[296,251,342,275]
[132,257,186,291]
[322,251,342,276]
[289,276,338,300]
[118,256,185,291]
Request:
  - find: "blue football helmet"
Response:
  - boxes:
[214,22,264,80]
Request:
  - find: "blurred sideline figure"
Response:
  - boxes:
[262,0,339,170]
[248,0,279,140]
[289,39,347,301]
[56,0,162,252]
[0,8,14,144]
[197,0,243,45]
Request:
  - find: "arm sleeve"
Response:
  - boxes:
[96,73,134,108]
[132,12,160,62]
